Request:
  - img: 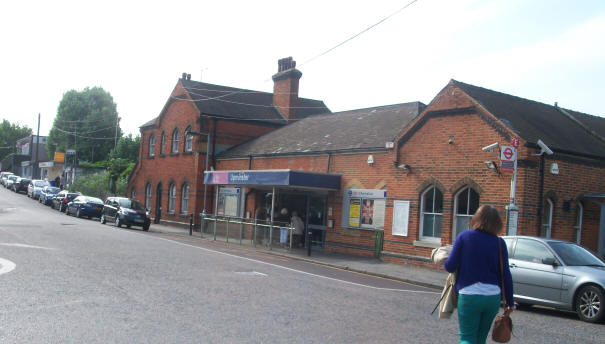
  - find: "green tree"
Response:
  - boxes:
[113,134,140,161]
[47,87,121,163]
[0,119,32,161]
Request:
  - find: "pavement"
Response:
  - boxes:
[149,222,448,290]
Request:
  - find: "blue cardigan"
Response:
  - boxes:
[444,229,514,307]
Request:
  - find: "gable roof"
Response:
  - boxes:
[218,102,425,158]
[453,80,605,159]
[140,79,330,129]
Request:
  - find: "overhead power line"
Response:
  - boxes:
[299,0,419,67]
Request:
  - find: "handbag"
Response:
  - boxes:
[430,246,457,319]
[492,238,513,343]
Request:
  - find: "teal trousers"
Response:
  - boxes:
[457,294,501,344]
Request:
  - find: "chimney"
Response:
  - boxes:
[272,57,302,121]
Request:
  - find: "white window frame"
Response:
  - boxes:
[181,184,189,214]
[574,202,583,244]
[541,198,553,238]
[171,129,180,153]
[453,187,479,238]
[148,134,155,156]
[168,183,176,213]
[160,132,165,155]
[185,127,193,152]
[145,183,152,210]
[419,186,443,242]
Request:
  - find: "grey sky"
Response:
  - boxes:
[1,0,604,137]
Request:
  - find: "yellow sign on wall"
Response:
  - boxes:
[54,152,65,163]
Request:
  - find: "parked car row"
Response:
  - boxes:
[2,173,151,232]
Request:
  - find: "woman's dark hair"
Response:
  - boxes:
[470,205,503,235]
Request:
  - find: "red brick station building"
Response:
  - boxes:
[129,57,605,265]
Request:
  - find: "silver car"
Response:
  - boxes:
[503,236,605,322]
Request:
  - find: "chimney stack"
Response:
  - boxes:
[272,57,302,121]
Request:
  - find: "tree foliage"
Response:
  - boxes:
[113,134,140,161]
[47,87,121,163]
[0,119,32,161]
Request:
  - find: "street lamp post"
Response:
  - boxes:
[189,130,211,234]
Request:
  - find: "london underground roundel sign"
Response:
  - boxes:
[500,146,516,162]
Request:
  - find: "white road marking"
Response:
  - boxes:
[0,243,54,250]
[0,257,16,275]
[235,271,268,276]
[152,236,439,294]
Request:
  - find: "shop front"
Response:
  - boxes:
[203,169,341,250]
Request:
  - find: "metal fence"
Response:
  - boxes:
[200,214,294,250]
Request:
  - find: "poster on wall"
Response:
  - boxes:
[392,201,410,236]
[373,199,385,229]
[361,199,374,225]
[348,199,361,226]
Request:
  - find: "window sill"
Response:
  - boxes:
[158,154,166,158]
[413,240,441,249]
[169,153,180,157]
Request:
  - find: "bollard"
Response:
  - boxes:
[226,217,230,243]
[189,214,193,236]
[239,221,243,244]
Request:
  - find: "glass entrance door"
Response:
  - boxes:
[307,195,327,249]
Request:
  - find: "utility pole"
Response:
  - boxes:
[34,113,40,179]
[114,115,120,153]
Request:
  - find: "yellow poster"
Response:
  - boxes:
[54,152,65,163]
[348,199,361,226]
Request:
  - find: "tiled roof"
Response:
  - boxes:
[218,102,425,158]
[140,79,330,128]
[453,80,605,158]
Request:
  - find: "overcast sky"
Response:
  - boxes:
[1,0,604,138]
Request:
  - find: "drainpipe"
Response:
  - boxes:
[326,153,331,173]
[536,154,545,236]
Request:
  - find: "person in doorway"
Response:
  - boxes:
[444,205,514,344]
[290,211,305,248]
[279,208,289,247]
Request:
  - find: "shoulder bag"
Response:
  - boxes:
[492,238,513,343]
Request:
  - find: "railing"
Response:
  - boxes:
[200,213,294,250]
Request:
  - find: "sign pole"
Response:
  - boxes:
[506,140,519,235]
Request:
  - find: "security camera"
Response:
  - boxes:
[482,142,499,152]
[537,139,553,155]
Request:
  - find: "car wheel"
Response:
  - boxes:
[143,223,150,231]
[65,207,70,215]
[115,216,121,228]
[76,209,81,218]
[59,204,63,212]
[576,285,605,323]
[100,214,106,224]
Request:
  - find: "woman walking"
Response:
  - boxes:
[444,205,514,344]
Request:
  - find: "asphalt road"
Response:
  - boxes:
[1,186,605,343]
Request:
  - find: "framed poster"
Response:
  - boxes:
[392,201,410,236]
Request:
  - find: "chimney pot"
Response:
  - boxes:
[187,74,191,80]
[182,72,187,79]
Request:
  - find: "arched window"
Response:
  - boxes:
[420,186,443,241]
[181,183,190,214]
[541,198,554,238]
[574,202,583,244]
[148,134,155,156]
[160,132,165,155]
[453,187,479,238]
[145,183,152,209]
[168,183,176,213]
[171,128,180,153]
[184,126,193,152]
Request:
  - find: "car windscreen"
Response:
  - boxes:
[46,187,60,194]
[35,181,48,187]
[86,197,103,204]
[549,242,605,266]
[118,199,145,211]
[20,179,31,184]
[8,176,17,181]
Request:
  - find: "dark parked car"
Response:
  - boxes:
[52,190,81,212]
[101,197,150,231]
[503,236,605,323]
[66,196,104,219]
[12,177,31,193]
[39,186,61,205]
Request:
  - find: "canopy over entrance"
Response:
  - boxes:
[203,169,341,190]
